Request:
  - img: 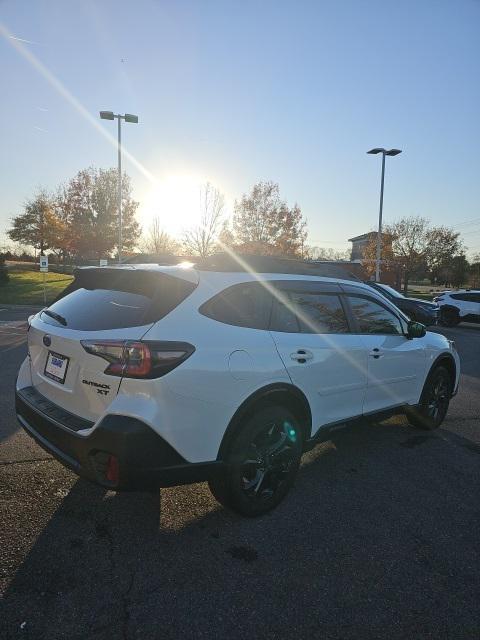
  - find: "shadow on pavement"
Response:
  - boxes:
[0,332,27,443]
[2,418,480,640]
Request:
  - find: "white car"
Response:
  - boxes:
[434,289,480,327]
[16,257,460,516]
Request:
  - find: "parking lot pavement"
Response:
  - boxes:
[1,311,479,640]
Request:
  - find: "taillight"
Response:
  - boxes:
[81,340,195,379]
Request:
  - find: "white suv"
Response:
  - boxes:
[434,290,480,327]
[16,257,460,516]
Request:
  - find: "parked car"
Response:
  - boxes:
[434,289,480,327]
[365,281,439,326]
[16,257,460,516]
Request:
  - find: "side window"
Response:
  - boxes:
[199,283,271,329]
[464,293,480,303]
[348,295,403,335]
[270,291,349,334]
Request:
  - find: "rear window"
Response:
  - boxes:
[199,282,272,329]
[41,269,196,331]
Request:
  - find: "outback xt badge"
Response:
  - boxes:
[82,379,110,395]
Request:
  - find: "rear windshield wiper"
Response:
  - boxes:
[42,309,67,326]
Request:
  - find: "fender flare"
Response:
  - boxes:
[440,304,460,316]
[217,382,312,460]
[425,353,457,392]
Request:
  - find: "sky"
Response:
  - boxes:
[1,0,479,255]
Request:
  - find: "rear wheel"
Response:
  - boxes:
[440,307,460,327]
[407,366,452,430]
[209,405,303,517]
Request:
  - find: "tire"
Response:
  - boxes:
[406,366,452,430]
[209,405,304,517]
[440,307,460,327]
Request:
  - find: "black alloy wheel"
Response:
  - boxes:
[209,405,304,517]
[440,307,460,327]
[407,366,452,430]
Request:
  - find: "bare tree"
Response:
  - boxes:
[141,217,180,255]
[306,246,350,261]
[182,183,224,257]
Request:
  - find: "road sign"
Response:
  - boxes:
[99,259,108,267]
[40,256,48,273]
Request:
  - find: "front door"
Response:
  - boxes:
[344,293,426,414]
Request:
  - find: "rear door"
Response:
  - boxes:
[28,267,197,422]
[268,281,367,434]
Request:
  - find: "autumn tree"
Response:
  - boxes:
[141,217,180,255]
[437,254,469,287]
[362,217,466,293]
[425,226,464,284]
[470,254,480,288]
[8,190,65,256]
[362,231,401,283]
[225,181,307,257]
[182,183,224,257]
[59,167,140,259]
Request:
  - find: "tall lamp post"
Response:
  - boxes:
[367,147,402,281]
[99,111,138,263]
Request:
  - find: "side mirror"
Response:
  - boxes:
[407,320,426,339]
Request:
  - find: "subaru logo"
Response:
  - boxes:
[43,335,52,347]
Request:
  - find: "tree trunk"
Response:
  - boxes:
[403,272,409,295]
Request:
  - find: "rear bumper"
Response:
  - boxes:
[16,386,224,490]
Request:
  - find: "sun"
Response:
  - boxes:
[141,175,205,236]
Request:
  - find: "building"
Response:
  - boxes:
[348,231,393,261]
[348,232,379,261]
[348,232,398,286]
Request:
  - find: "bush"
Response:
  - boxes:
[0,254,10,285]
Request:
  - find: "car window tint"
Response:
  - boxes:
[200,283,271,329]
[41,270,196,331]
[270,296,301,332]
[449,293,478,302]
[348,295,403,335]
[462,293,480,303]
[270,291,348,334]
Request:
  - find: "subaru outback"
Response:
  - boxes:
[16,257,460,516]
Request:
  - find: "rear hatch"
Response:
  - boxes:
[28,266,197,422]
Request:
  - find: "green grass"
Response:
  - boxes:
[407,289,435,300]
[0,270,73,305]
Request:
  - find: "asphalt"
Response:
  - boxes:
[0,306,479,639]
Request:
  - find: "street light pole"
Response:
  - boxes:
[117,115,122,263]
[99,111,138,263]
[367,147,402,282]
[376,152,386,283]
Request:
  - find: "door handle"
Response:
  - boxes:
[290,349,313,364]
[369,348,383,359]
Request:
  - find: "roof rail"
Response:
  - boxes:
[193,253,361,281]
